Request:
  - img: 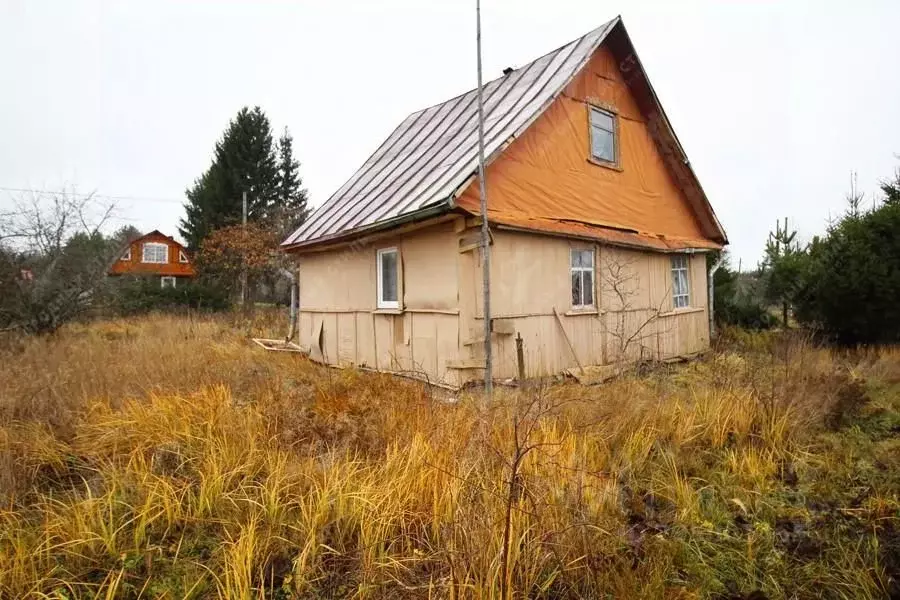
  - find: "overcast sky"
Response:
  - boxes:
[1,0,898,267]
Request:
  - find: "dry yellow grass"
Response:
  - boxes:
[0,313,898,599]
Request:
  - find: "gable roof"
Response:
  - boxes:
[283,17,726,251]
[107,230,196,277]
[129,230,188,250]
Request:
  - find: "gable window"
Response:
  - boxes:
[120,248,131,261]
[160,276,176,289]
[178,249,189,263]
[376,248,399,309]
[570,248,595,309]
[589,106,617,165]
[671,255,690,309]
[142,242,168,264]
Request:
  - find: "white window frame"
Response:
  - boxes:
[178,249,189,263]
[120,247,131,261]
[589,106,618,166]
[671,255,691,309]
[142,242,169,264]
[570,248,596,310]
[160,276,176,289]
[376,247,400,310]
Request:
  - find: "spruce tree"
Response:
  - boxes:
[761,218,806,328]
[179,107,280,250]
[275,127,309,235]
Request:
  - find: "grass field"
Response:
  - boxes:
[0,313,898,599]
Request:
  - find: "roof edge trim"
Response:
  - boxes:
[281,200,453,253]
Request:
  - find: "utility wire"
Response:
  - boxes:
[0,185,184,204]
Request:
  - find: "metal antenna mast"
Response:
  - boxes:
[476,0,493,396]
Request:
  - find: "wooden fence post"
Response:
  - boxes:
[516,331,525,384]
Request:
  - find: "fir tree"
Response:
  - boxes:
[762,217,806,328]
[275,127,309,235]
[179,107,280,250]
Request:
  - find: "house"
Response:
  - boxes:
[108,230,196,287]
[281,17,727,388]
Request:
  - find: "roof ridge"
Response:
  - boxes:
[406,17,620,119]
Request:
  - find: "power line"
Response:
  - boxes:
[0,185,184,205]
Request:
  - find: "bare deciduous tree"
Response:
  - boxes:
[600,252,673,369]
[0,190,117,334]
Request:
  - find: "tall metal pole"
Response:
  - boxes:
[476,0,493,396]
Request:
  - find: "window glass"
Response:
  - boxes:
[590,109,614,131]
[377,248,399,308]
[571,271,582,306]
[570,249,595,308]
[589,107,617,164]
[671,255,690,308]
[142,243,168,264]
[582,269,594,307]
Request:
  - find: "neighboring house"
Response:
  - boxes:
[108,230,196,288]
[281,17,727,388]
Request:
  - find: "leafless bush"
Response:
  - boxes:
[601,252,672,367]
[0,190,117,334]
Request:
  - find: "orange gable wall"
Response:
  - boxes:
[108,231,196,277]
[456,45,711,245]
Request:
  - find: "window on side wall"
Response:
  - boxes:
[120,247,131,261]
[160,276,176,289]
[589,106,617,165]
[671,255,690,309]
[570,248,595,309]
[142,242,168,264]
[376,247,399,309]
[178,249,189,263]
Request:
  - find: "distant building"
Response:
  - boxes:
[108,230,195,288]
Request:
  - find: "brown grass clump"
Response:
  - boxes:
[0,314,898,599]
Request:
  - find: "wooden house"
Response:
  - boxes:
[108,230,196,287]
[281,17,727,388]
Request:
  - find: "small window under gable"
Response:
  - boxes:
[589,106,618,165]
[142,242,168,264]
[120,247,131,261]
[671,255,690,309]
[376,248,399,309]
[178,249,189,263]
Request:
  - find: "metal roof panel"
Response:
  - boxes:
[282,18,620,247]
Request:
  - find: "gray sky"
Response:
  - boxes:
[1,0,898,267]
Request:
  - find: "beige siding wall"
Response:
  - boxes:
[459,229,710,383]
[297,222,461,387]
[298,223,711,388]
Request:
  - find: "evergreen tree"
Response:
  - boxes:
[111,225,143,248]
[761,217,808,327]
[179,107,280,250]
[881,168,900,205]
[275,127,309,236]
[795,166,900,344]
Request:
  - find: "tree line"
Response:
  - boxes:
[714,166,900,345]
[1,106,308,333]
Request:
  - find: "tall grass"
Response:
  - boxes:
[0,314,898,598]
